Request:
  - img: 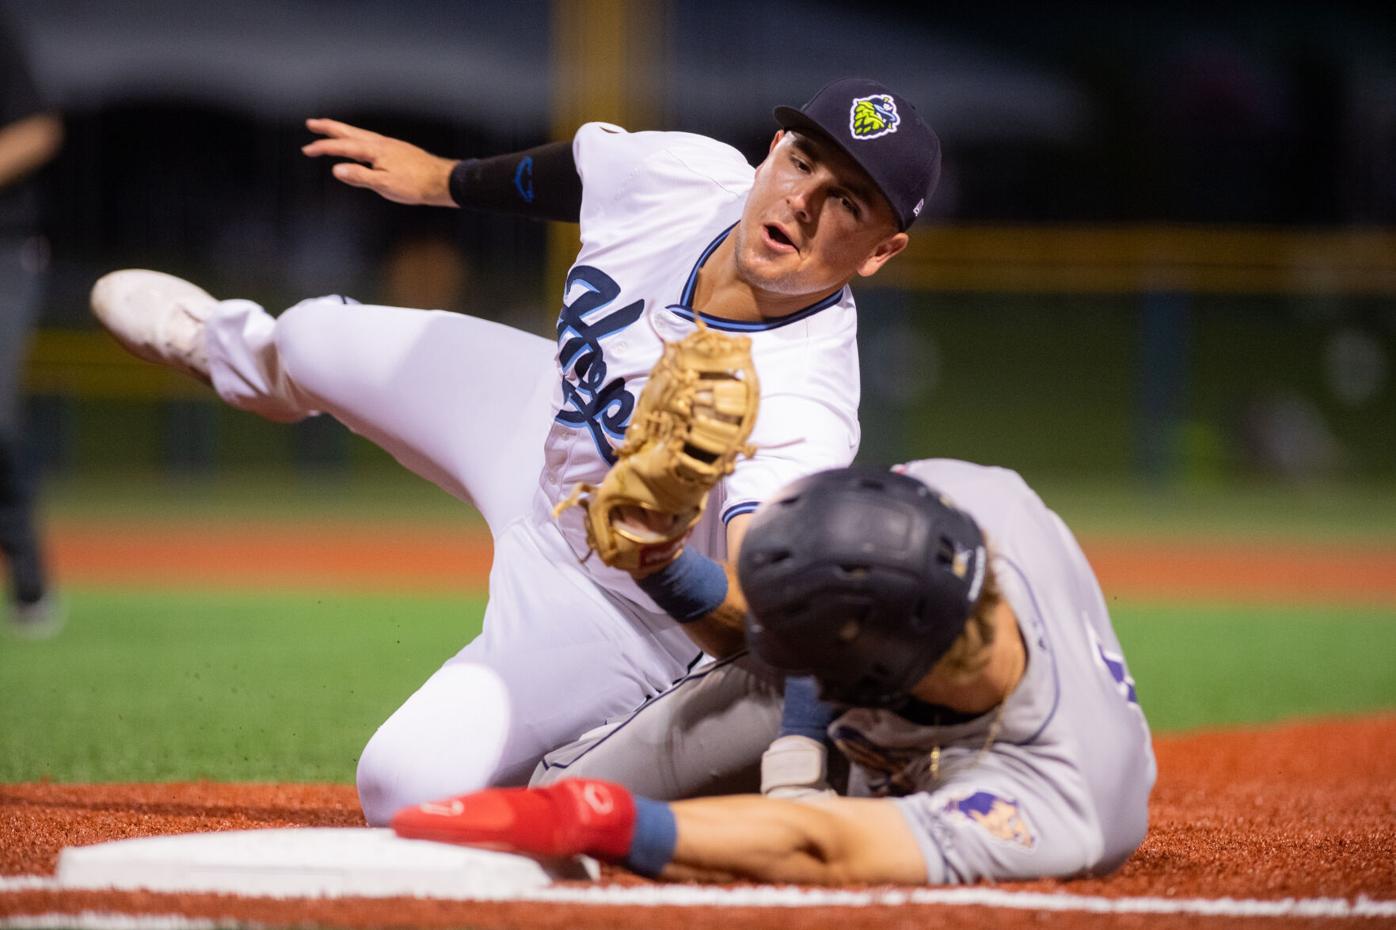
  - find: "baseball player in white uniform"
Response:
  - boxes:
[90,78,942,825]
[393,460,1156,885]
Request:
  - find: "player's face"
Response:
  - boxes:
[733,131,909,298]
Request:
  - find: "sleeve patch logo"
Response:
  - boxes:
[850,94,900,140]
[943,790,1036,850]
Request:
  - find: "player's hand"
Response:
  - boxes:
[391,779,637,861]
[302,118,457,208]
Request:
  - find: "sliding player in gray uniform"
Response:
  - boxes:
[393,459,1156,884]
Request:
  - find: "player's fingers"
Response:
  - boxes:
[301,137,381,163]
[330,162,384,191]
[304,117,378,142]
[612,505,682,541]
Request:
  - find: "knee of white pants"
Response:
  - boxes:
[270,296,347,399]
[355,663,511,827]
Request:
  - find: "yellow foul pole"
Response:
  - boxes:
[545,0,668,317]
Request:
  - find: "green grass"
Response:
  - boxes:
[1034,479,1396,543]
[37,470,1396,542]
[1115,601,1396,731]
[0,587,484,782]
[2,586,1393,783]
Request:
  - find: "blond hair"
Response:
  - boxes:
[928,555,1000,685]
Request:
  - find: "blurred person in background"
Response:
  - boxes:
[0,9,62,636]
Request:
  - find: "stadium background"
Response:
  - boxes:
[1,0,1394,786]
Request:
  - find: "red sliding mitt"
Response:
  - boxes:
[391,778,637,861]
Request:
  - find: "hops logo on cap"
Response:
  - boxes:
[850,94,900,140]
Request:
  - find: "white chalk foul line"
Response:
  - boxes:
[511,885,1396,918]
[0,915,254,930]
[0,877,54,892]
[3,875,1394,921]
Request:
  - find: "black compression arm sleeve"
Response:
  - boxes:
[448,140,582,223]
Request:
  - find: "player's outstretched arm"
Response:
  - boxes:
[303,118,457,207]
[303,118,583,221]
[665,794,927,885]
[392,780,928,885]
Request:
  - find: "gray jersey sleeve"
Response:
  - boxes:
[891,750,1104,884]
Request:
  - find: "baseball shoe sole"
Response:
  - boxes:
[90,269,217,384]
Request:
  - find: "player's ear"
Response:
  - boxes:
[856,231,910,278]
[767,130,785,155]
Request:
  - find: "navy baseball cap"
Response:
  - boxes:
[774,77,941,230]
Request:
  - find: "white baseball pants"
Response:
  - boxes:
[204,296,696,825]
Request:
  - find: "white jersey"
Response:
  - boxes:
[533,123,861,606]
[196,122,856,819]
[830,459,1156,883]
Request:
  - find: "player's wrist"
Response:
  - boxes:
[447,157,479,208]
[779,675,836,742]
[429,156,461,207]
[625,795,678,877]
[635,547,729,623]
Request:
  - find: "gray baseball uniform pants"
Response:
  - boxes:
[529,652,785,799]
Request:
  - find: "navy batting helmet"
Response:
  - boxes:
[737,466,987,708]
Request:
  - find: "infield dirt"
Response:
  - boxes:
[2,714,1394,930]
[46,520,1396,606]
[6,519,1393,927]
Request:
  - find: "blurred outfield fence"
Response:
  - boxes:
[12,1,1394,486]
[23,224,1396,484]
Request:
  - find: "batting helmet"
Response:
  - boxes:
[737,466,987,708]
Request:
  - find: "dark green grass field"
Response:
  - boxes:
[4,588,1394,783]
[2,472,1394,784]
[1,588,486,783]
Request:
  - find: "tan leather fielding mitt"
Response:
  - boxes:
[556,324,759,573]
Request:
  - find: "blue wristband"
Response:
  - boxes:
[624,796,678,878]
[636,548,729,623]
[779,675,836,742]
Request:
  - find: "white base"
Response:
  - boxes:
[55,828,597,899]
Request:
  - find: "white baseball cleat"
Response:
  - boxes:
[90,269,217,384]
